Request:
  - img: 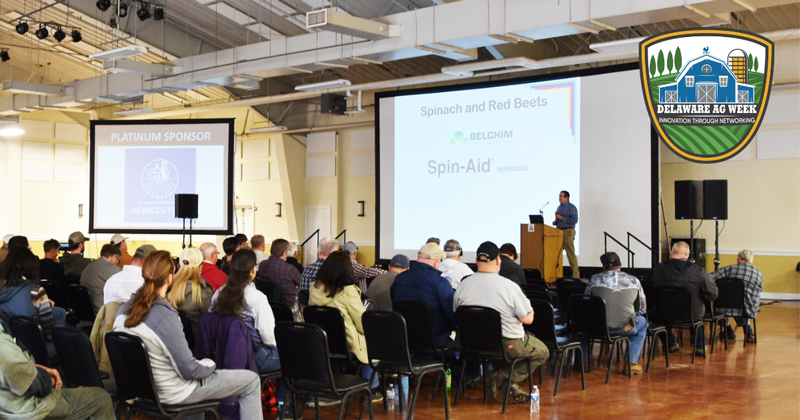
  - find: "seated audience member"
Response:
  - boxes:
[0,233,12,263]
[309,251,379,391]
[114,251,263,419]
[453,241,549,404]
[285,242,304,274]
[426,237,441,245]
[60,231,92,277]
[39,239,65,287]
[200,242,227,291]
[343,241,386,294]
[366,254,409,311]
[168,247,213,339]
[300,237,338,291]
[0,247,68,356]
[251,234,269,265]
[499,243,526,286]
[711,249,763,342]
[110,234,132,268]
[234,234,249,250]
[211,249,280,376]
[257,239,302,307]
[585,252,648,374]
[438,239,473,289]
[80,244,122,314]
[103,245,155,305]
[219,237,240,275]
[0,323,114,419]
[391,242,456,349]
[653,241,718,356]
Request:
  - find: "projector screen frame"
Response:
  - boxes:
[374,62,660,270]
[89,118,235,235]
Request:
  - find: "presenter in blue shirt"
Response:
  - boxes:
[553,190,580,278]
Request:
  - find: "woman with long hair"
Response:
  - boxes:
[114,250,262,419]
[210,249,279,374]
[0,247,67,356]
[167,247,213,339]
[309,250,379,391]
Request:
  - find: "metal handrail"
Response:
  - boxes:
[604,232,635,271]
[335,229,347,245]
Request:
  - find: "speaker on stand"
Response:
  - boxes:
[674,180,703,263]
[703,180,728,271]
[175,194,199,248]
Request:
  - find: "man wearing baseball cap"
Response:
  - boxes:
[584,252,648,375]
[438,239,473,289]
[0,234,13,264]
[61,232,93,277]
[110,234,132,268]
[366,254,410,311]
[104,244,156,305]
[391,242,456,348]
[454,241,549,404]
[343,241,386,294]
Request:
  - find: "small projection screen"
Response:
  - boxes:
[376,64,657,269]
[90,119,234,235]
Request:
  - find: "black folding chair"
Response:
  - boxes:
[304,305,361,373]
[40,279,70,310]
[255,280,286,305]
[568,295,631,383]
[51,326,115,394]
[177,310,195,350]
[653,287,705,363]
[704,300,727,353]
[715,278,758,347]
[454,306,534,414]
[640,281,669,371]
[527,299,585,396]
[275,322,374,420]
[67,285,96,332]
[9,316,53,367]
[271,302,294,324]
[105,332,220,419]
[362,311,449,420]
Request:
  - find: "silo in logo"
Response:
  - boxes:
[141,159,179,199]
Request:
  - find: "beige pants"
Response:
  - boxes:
[562,228,580,278]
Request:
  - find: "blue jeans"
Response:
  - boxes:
[254,344,286,403]
[362,364,380,389]
[610,315,648,364]
[665,324,706,349]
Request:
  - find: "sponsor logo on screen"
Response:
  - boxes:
[639,28,774,163]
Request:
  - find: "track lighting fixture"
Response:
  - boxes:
[53,27,66,42]
[118,1,129,17]
[35,24,49,40]
[15,21,28,35]
[153,6,164,20]
[137,3,151,21]
[0,50,9,62]
[71,29,82,43]
[109,17,117,29]
[96,0,111,11]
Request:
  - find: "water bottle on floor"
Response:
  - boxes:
[386,384,396,400]
[530,385,540,413]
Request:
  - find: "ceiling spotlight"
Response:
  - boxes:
[15,21,29,35]
[53,27,66,42]
[109,17,117,29]
[137,3,151,21]
[0,50,9,62]
[153,7,164,20]
[96,0,111,11]
[118,1,129,18]
[35,25,49,40]
[71,29,82,43]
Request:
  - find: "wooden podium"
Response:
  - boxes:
[520,223,564,284]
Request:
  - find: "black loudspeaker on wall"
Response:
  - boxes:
[175,194,199,219]
[703,180,728,220]
[674,180,703,219]
[320,93,346,115]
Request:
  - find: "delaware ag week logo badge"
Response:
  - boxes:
[639,29,774,163]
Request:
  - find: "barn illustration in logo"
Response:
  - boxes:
[640,29,774,163]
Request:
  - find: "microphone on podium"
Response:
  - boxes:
[539,201,549,216]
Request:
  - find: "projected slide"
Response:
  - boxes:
[393,79,580,251]
[378,67,654,268]
[90,120,233,234]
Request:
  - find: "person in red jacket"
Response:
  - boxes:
[200,242,227,291]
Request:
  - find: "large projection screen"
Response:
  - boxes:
[377,64,655,269]
[90,119,234,235]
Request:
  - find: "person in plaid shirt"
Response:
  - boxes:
[257,239,301,307]
[300,237,339,290]
[711,249,763,342]
[342,241,386,294]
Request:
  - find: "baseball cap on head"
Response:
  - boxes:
[68,231,88,245]
[3,234,13,244]
[476,241,499,262]
[135,244,157,259]
[343,241,358,254]
[418,242,445,260]
[110,234,128,245]
[390,254,410,269]
[600,252,622,268]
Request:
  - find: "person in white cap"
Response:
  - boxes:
[61,232,93,277]
[0,234,13,264]
[110,234,132,268]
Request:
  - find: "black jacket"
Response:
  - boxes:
[653,259,718,321]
